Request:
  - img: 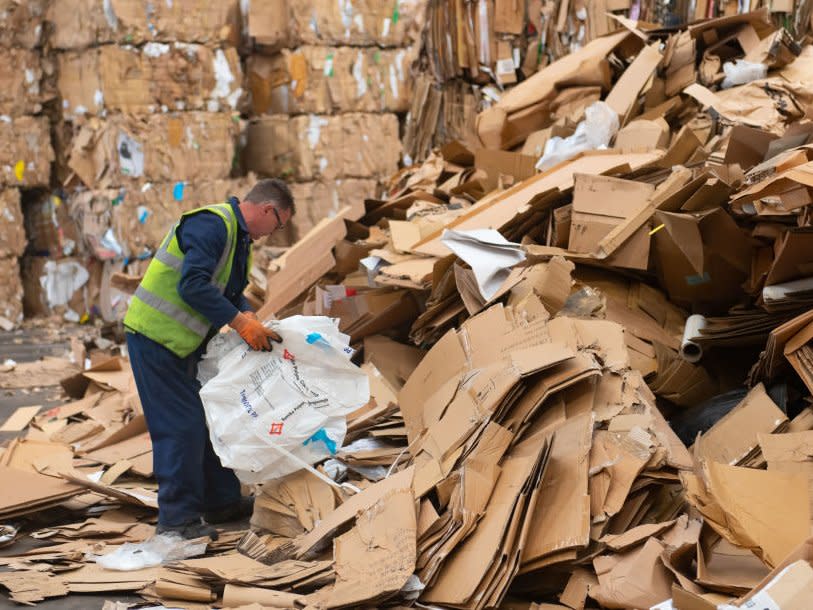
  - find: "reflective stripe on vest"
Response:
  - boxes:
[133,284,211,336]
[123,203,241,357]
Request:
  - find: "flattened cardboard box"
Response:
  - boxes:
[0,49,50,117]
[0,116,53,188]
[0,189,26,259]
[246,46,413,115]
[0,0,47,48]
[245,113,401,181]
[68,113,238,189]
[47,0,240,50]
[58,45,242,118]
[0,257,24,330]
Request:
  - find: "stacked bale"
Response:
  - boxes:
[34,0,251,321]
[0,0,54,329]
[243,0,426,241]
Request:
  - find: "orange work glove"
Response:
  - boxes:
[229,312,282,351]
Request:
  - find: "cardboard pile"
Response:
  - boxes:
[191,10,813,608]
[243,0,426,242]
[9,5,813,609]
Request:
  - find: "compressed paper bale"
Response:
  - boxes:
[0,116,54,188]
[47,0,239,50]
[0,0,48,48]
[245,113,401,181]
[67,112,239,190]
[0,49,51,117]
[288,179,375,239]
[0,189,26,259]
[0,257,24,330]
[58,44,242,118]
[246,46,413,115]
[108,178,253,257]
[249,0,425,48]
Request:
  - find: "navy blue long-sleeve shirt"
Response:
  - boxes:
[176,197,253,329]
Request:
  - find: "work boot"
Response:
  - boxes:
[204,496,255,524]
[156,520,219,541]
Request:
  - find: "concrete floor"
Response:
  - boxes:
[0,327,148,610]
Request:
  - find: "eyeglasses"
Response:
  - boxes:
[272,206,286,230]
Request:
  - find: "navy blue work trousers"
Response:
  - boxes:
[126,331,241,526]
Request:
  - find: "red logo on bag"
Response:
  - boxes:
[283,349,295,361]
[269,422,284,435]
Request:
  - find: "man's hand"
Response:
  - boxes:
[229,312,282,351]
[244,311,259,321]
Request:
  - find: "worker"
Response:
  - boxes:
[123,179,295,540]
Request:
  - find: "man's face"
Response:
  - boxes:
[249,202,292,240]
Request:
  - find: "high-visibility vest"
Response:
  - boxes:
[124,203,247,358]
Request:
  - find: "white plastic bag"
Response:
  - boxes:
[91,533,207,571]
[199,316,370,484]
[536,101,619,171]
[721,60,767,89]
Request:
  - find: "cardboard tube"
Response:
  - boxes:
[680,314,707,363]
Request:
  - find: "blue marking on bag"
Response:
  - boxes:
[304,428,337,454]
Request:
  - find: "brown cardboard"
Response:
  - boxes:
[0,405,41,432]
[414,151,662,258]
[684,461,810,567]
[58,45,243,118]
[274,465,415,561]
[495,0,524,34]
[0,257,24,331]
[614,119,671,152]
[287,0,425,47]
[0,116,53,187]
[784,321,813,396]
[651,207,752,312]
[256,214,347,319]
[568,174,655,270]
[732,559,813,609]
[765,230,813,285]
[521,413,593,567]
[245,113,401,181]
[287,180,372,239]
[759,430,813,518]
[0,465,82,519]
[604,43,663,125]
[724,125,778,171]
[247,47,413,115]
[47,0,239,49]
[0,48,49,117]
[474,148,538,189]
[590,538,674,609]
[222,585,305,608]
[0,0,47,48]
[696,536,771,593]
[476,30,631,149]
[0,190,25,259]
[421,431,551,607]
[68,113,238,189]
[247,0,290,49]
[323,487,416,608]
[695,383,787,466]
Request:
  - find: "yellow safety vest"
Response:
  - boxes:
[124,203,247,357]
